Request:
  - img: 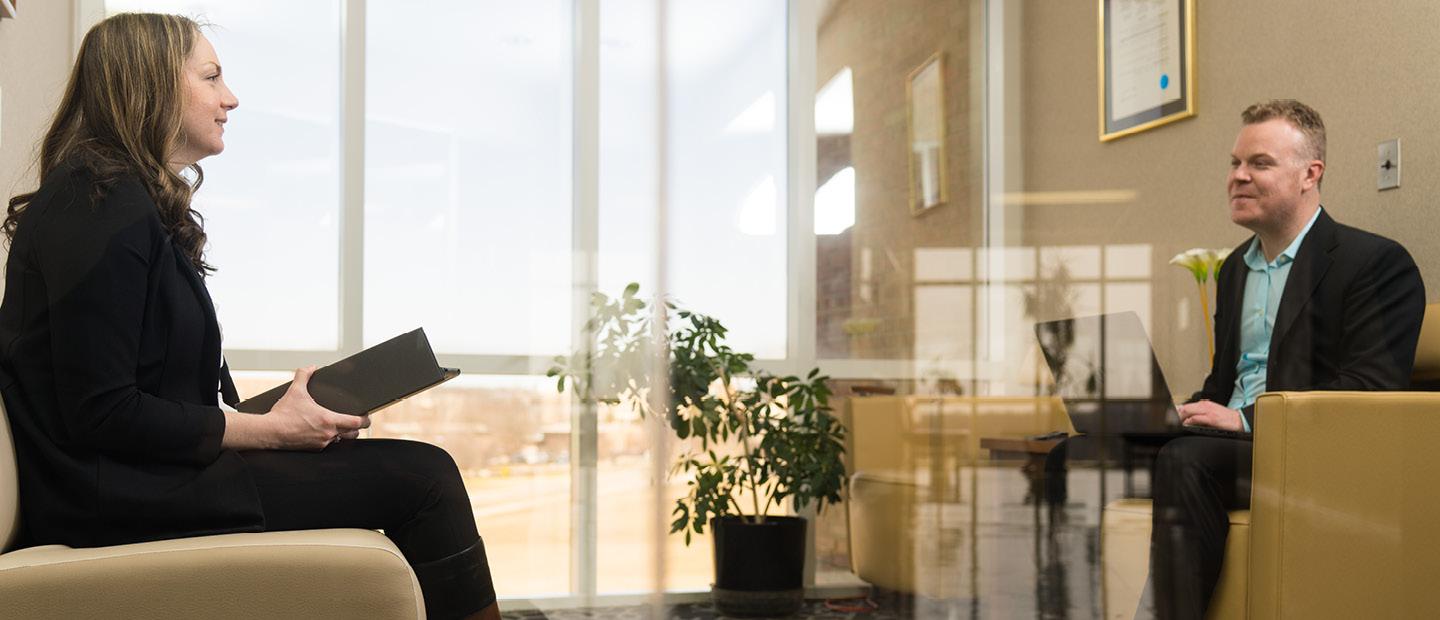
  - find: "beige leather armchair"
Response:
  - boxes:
[1103,303,1440,619]
[0,401,426,619]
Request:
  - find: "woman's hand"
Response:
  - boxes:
[222,366,371,451]
[263,366,371,450]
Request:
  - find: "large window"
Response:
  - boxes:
[365,0,574,355]
[96,0,795,601]
[107,0,344,350]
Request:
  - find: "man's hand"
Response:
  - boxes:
[1177,400,1245,432]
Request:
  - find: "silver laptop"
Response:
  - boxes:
[1034,311,1246,439]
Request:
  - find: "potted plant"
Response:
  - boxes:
[548,283,848,616]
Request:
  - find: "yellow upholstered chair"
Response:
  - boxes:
[0,399,426,619]
[1102,302,1440,618]
[1101,499,1249,619]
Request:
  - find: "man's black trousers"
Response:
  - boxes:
[1151,435,1253,620]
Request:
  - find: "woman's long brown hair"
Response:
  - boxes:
[4,13,214,274]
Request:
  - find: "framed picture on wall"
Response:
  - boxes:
[907,52,946,214]
[1099,0,1196,141]
[0,0,16,20]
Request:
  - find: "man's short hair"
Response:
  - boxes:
[1241,99,1326,164]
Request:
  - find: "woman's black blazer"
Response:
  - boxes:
[0,162,263,548]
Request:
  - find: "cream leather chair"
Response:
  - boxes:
[0,401,426,619]
[1103,302,1440,619]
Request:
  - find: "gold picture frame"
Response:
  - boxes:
[906,52,947,214]
[1098,0,1196,141]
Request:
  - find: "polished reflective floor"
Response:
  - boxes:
[504,466,1143,620]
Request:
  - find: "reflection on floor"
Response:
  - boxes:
[500,593,915,620]
[502,465,1146,620]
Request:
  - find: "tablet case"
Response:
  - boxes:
[235,328,459,416]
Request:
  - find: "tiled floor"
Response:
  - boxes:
[501,465,1148,620]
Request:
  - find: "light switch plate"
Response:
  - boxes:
[1378,139,1400,191]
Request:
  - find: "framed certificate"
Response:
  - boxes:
[1099,0,1195,141]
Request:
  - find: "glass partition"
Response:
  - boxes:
[80,0,1440,616]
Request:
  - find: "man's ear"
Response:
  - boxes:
[1304,159,1326,190]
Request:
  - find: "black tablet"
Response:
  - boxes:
[235,328,459,416]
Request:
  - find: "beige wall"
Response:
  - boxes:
[1020,0,1440,394]
[0,2,73,202]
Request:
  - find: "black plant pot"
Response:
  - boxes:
[710,515,807,617]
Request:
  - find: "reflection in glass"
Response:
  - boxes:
[906,53,946,213]
[595,0,790,593]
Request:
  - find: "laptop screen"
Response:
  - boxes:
[1034,312,1178,436]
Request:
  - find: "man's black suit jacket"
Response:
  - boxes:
[0,162,262,548]
[1191,209,1426,429]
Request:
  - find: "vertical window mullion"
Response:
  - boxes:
[788,0,818,375]
[647,0,671,603]
[339,0,366,357]
[570,0,601,603]
[785,0,820,588]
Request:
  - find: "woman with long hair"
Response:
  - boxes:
[0,13,498,620]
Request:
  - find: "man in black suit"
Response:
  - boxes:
[1149,100,1426,619]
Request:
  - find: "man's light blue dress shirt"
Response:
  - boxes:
[1225,207,1323,432]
